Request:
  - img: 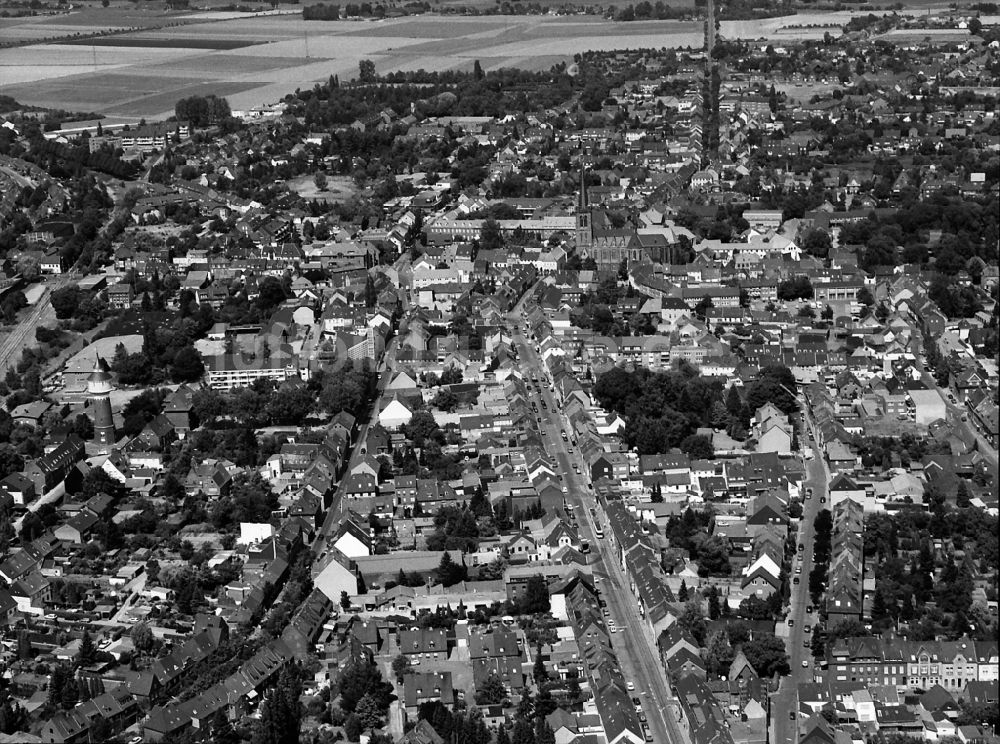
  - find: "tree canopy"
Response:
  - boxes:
[593,363,725,455]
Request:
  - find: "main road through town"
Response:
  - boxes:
[508,300,687,744]
[770,401,830,744]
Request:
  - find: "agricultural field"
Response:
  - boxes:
[877,27,978,42]
[720,7,974,40]
[0,5,206,42]
[0,11,703,119]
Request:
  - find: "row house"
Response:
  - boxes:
[827,636,998,693]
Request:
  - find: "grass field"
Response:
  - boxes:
[288,174,357,201]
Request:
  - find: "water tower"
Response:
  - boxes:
[87,357,116,454]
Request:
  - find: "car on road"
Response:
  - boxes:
[804,625,811,633]
[819,496,826,504]
[789,711,796,720]
[798,543,804,552]
[806,487,813,497]
[806,605,813,613]
[793,577,800,585]
[801,660,810,668]
[788,619,794,627]
[626,681,635,691]
[632,697,642,710]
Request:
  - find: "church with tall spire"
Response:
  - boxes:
[575,162,592,251]
[574,162,652,270]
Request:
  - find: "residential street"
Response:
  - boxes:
[509,306,687,744]
[770,404,831,744]
[314,338,395,556]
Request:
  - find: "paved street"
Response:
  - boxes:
[770,405,830,744]
[509,305,687,744]
[313,340,395,556]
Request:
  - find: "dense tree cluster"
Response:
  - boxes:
[742,365,799,418]
[417,702,492,744]
[741,634,790,678]
[251,663,302,744]
[864,505,997,642]
[174,94,232,127]
[302,2,343,19]
[32,138,137,180]
[289,68,576,128]
[776,275,814,301]
[336,658,394,726]
[594,363,725,455]
[426,505,482,553]
[434,551,469,587]
[928,274,984,319]
[665,509,732,576]
[613,1,694,20]
[838,195,998,271]
[853,434,931,470]
[208,474,278,532]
